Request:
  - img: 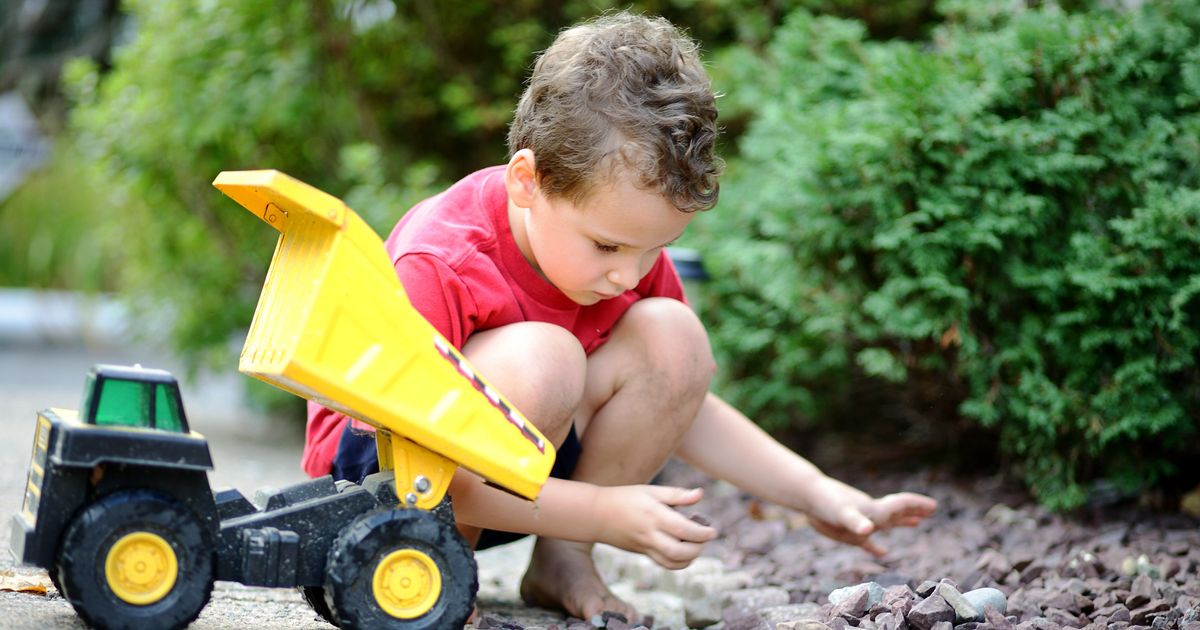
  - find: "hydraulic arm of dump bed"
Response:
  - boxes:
[213,170,555,509]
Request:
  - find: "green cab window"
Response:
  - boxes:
[93,378,152,428]
[154,384,183,432]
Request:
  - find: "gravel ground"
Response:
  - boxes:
[470,462,1200,630]
[3,342,1199,630]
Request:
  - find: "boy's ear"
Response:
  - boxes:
[504,149,538,208]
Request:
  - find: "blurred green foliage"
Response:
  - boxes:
[52,0,936,369]
[693,0,1200,508]
[0,141,123,290]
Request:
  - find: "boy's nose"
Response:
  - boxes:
[607,269,637,292]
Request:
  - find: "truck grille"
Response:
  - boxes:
[20,416,51,526]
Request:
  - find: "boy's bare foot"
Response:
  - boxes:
[519,536,638,621]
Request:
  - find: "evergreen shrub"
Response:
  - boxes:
[698,0,1200,508]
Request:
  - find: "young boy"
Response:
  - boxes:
[303,11,937,621]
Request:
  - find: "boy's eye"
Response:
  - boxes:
[593,241,620,253]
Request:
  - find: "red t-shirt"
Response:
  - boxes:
[301,166,686,477]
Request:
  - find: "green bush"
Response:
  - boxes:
[697,0,1200,508]
[0,142,121,291]
[60,0,939,372]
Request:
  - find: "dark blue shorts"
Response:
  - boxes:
[331,421,581,551]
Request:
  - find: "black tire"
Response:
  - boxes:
[325,508,476,630]
[48,566,63,596]
[299,585,337,626]
[431,494,455,527]
[56,490,214,630]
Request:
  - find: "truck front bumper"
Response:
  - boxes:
[8,512,37,565]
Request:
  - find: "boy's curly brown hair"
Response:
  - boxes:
[508,11,723,212]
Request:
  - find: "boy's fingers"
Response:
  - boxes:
[812,518,887,557]
[839,506,875,536]
[867,493,938,528]
[649,485,704,507]
[663,511,717,543]
[809,518,862,546]
[647,533,705,569]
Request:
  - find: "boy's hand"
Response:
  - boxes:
[595,485,717,569]
[803,476,937,557]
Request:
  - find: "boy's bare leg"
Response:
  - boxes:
[519,298,714,620]
[456,321,587,547]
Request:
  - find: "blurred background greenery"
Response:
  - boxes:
[1,0,1196,510]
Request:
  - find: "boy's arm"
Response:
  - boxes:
[676,392,937,556]
[447,470,717,569]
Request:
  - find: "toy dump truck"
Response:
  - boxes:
[9,170,557,629]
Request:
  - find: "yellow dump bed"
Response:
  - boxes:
[213,170,554,502]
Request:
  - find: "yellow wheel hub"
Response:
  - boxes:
[372,548,441,619]
[105,531,178,605]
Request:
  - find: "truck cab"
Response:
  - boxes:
[78,364,191,433]
[11,364,217,571]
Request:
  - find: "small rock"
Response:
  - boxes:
[592,611,630,628]
[729,587,790,612]
[1130,599,1171,625]
[831,584,872,619]
[916,581,941,598]
[606,618,632,630]
[760,604,822,626]
[1014,620,1060,630]
[1094,604,1131,623]
[722,604,769,630]
[983,606,1012,630]
[881,584,916,609]
[937,581,980,623]
[477,615,510,629]
[962,588,1007,618]
[875,612,901,630]
[777,622,832,630]
[1135,554,1162,579]
[1130,575,1157,602]
[1042,591,1080,614]
[908,595,956,630]
[1120,556,1137,576]
[830,583,884,609]
[976,550,1014,581]
[684,571,754,627]
[1042,607,1082,627]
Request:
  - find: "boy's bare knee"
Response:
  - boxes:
[463,322,585,442]
[615,298,715,395]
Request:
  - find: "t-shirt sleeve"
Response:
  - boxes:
[394,252,478,349]
[637,250,688,303]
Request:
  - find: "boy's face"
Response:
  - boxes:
[515,171,694,306]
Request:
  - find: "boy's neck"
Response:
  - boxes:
[506,197,544,278]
